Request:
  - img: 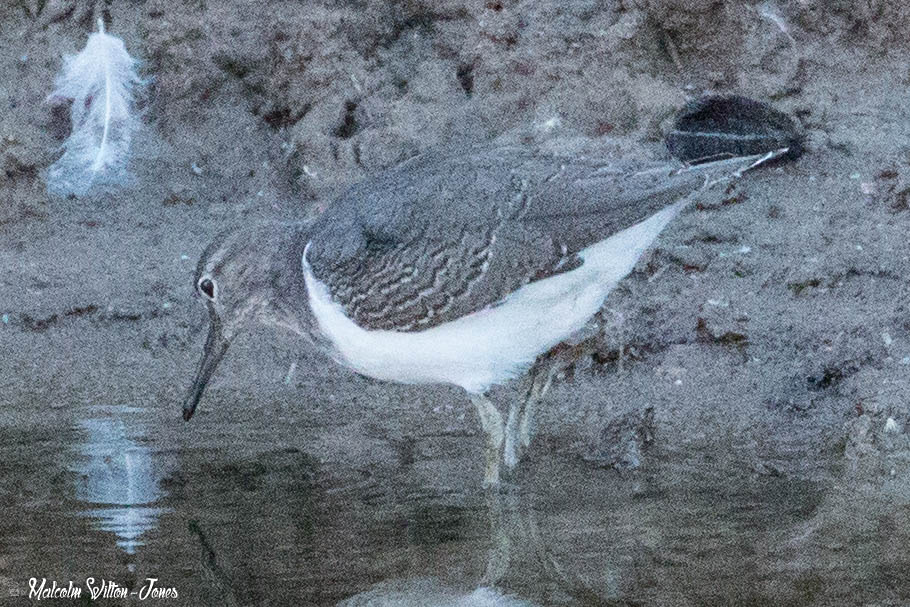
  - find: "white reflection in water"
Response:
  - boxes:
[71,406,172,555]
[337,579,537,607]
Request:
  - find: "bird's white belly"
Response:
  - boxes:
[302,201,683,394]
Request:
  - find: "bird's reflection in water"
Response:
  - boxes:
[336,490,588,607]
[71,406,173,557]
[334,461,832,606]
[480,489,623,607]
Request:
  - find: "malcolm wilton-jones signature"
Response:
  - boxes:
[13,577,179,600]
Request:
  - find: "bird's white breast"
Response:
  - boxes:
[302,201,684,394]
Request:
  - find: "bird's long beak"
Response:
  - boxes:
[182,318,230,421]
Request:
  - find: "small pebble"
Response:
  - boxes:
[738,246,751,254]
[1,314,8,324]
[855,245,863,251]
[162,302,171,310]
[674,379,682,386]
[180,254,189,261]
[901,357,910,365]
[850,172,861,180]
[883,332,893,346]
[191,162,203,175]
[885,417,899,433]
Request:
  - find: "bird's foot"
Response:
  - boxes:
[482,465,501,489]
[503,430,524,471]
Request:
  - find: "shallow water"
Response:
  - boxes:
[1,401,908,606]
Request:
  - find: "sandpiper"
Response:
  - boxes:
[182,144,786,486]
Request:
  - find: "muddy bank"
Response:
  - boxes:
[2,1,910,605]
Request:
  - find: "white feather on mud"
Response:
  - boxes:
[47,19,142,197]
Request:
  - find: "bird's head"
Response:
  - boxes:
[182,225,298,421]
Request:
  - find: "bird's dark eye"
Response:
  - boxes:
[198,278,216,300]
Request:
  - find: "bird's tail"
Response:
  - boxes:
[668,146,794,189]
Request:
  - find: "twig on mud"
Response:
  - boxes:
[188,519,241,607]
[754,0,797,46]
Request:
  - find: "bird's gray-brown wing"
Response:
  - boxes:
[310,221,580,331]
[305,146,708,331]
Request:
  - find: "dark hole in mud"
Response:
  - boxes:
[806,367,844,392]
[667,95,804,164]
[262,104,307,130]
[335,101,359,139]
[456,63,474,96]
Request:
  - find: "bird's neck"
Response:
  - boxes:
[262,223,321,343]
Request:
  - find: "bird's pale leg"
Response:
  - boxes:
[503,357,558,471]
[516,341,593,468]
[518,364,557,451]
[502,396,523,471]
[470,393,504,487]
